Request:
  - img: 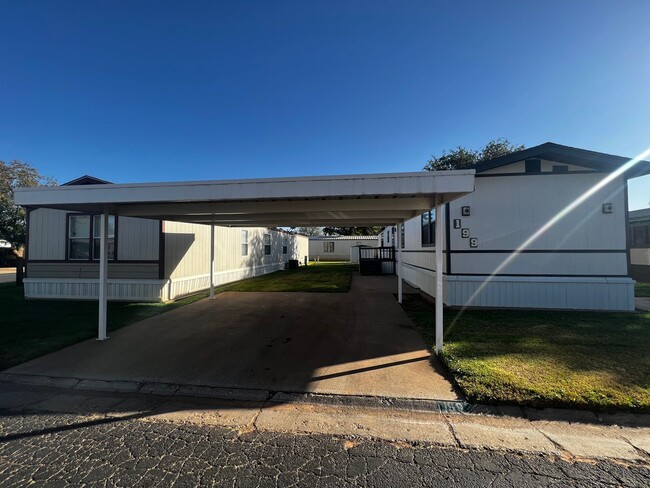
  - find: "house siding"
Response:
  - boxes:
[387,167,634,311]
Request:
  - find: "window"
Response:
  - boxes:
[323,241,335,253]
[400,224,405,249]
[282,236,288,255]
[632,225,650,246]
[68,214,116,260]
[264,233,271,255]
[241,230,249,256]
[421,209,436,246]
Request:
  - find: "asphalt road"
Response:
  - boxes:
[0,411,648,487]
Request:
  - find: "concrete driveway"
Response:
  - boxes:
[5,275,459,401]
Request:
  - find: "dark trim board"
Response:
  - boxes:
[159,221,165,280]
[445,203,451,274]
[447,273,629,278]
[399,249,448,254]
[475,170,603,178]
[28,260,160,264]
[24,208,32,279]
[624,181,632,277]
[401,262,629,278]
[450,249,627,254]
[472,142,650,177]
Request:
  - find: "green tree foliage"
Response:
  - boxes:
[424,138,525,171]
[322,226,383,236]
[294,227,324,236]
[0,160,56,250]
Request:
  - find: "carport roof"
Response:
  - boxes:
[15,170,475,227]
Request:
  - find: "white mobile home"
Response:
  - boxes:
[24,177,309,301]
[630,208,650,282]
[309,235,378,262]
[382,143,650,311]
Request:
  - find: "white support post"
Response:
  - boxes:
[434,196,444,354]
[397,222,403,304]
[209,224,215,299]
[97,207,109,341]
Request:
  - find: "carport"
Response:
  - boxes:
[15,170,475,353]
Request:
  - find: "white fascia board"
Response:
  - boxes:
[14,171,475,208]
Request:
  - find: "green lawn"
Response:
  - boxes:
[636,282,650,297]
[401,295,650,412]
[0,282,209,371]
[220,262,355,293]
[0,263,355,371]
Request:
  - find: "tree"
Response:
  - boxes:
[0,160,56,251]
[423,138,525,171]
[322,226,383,236]
[294,227,324,236]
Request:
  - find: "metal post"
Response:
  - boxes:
[98,207,109,340]
[209,224,215,300]
[397,222,403,304]
[435,196,444,353]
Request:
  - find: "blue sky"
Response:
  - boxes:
[1,1,648,209]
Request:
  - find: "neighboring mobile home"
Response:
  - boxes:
[24,177,309,301]
[381,143,650,311]
[308,235,378,262]
[630,208,650,282]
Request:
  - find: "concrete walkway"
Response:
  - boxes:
[0,381,648,464]
[636,296,650,312]
[4,274,459,401]
[0,268,16,284]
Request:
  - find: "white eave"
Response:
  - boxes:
[14,170,475,227]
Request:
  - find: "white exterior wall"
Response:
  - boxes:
[164,222,308,300]
[309,237,377,261]
[393,169,635,311]
[631,248,650,266]
[25,207,308,302]
[118,217,159,260]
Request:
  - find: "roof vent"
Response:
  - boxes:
[525,159,541,173]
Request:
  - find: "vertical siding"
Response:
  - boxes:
[165,221,211,279]
[28,208,67,260]
[118,217,159,260]
[164,223,306,279]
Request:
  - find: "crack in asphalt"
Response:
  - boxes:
[0,411,648,487]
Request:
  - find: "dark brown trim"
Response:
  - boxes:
[65,212,119,262]
[445,203,451,274]
[450,249,626,254]
[476,170,604,178]
[624,181,632,277]
[398,249,449,253]
[27,260,159,264]
[402,262,629,279]
[447,273,629,278]
[24,207,32,278]
[158,220,165,280]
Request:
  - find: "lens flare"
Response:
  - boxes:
[448,147,650,331]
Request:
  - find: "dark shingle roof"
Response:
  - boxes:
[473,142,650,178]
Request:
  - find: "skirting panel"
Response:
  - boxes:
[167,262,285,300]
[24,262,288,302]
[23,278,168,302]
[401,263,635,311]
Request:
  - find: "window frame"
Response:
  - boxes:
[421,209,436,247]
[66,213,118,261]
[631,224,650,247]
[263,233,271,255]
[282,236,288,255]
[241,229,249,256]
